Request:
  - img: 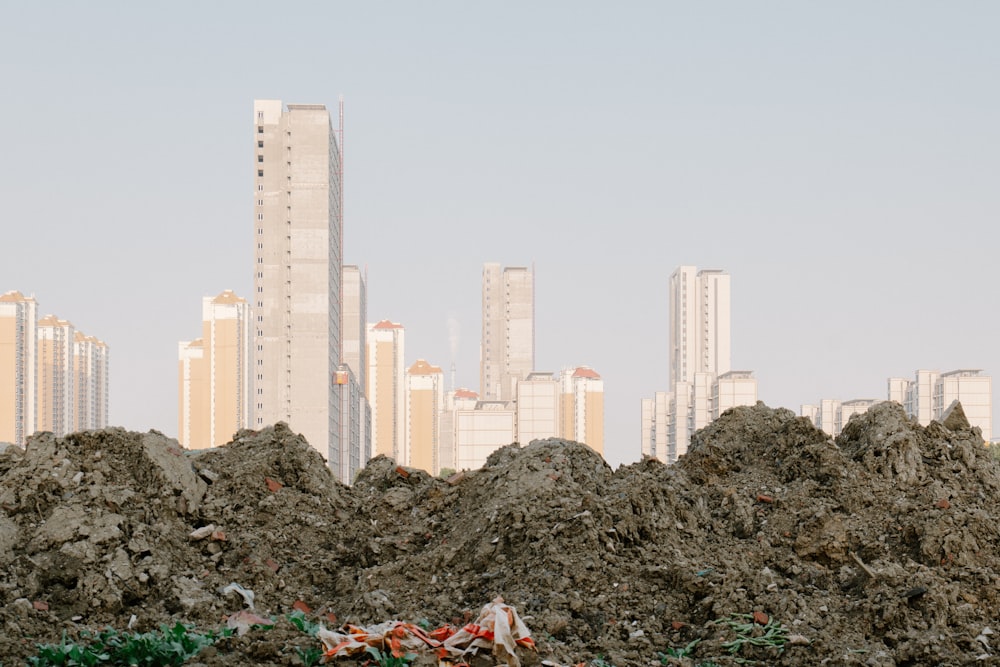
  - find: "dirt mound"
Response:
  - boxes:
[3,404,1000,666]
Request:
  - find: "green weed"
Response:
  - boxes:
[286,610,321,637]
[715,613,789,656]
[28,623,229,667]
[364,646,417,667]
[295,646,324,667]
[658,638,701,661]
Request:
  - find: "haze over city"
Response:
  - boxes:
[3,2,999,467]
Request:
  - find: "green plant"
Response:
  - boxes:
[28,624,229,667]
[28,631,110,667]
[364,646,417,667]
[658,639,701,661]
[295,646,324,667]
[715,613,789,656]
[287,610,321,637]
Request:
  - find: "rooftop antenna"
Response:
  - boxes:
[337,94,345,363]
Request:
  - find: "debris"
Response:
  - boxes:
[264,477,283,492]
[226,609,274,636]
[189,525,216,541]
[3,404,1000,665]
[850,551,878,579]
[220,582,256,610]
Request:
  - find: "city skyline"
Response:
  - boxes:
[3,3,999,466]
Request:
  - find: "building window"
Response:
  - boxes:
[258,141,264,148]
[258,126,263,134]
[258,170,264,177]
[258,155,264,163]
[258,213,263,221]
[258,184,263,192]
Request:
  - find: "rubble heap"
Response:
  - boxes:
[2,402,999,665]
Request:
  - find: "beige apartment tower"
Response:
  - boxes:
[367,320,406,462]
[0,291,37,445]
[36,315,75,436]
[179,291,251,449]
[253,100,342,459]
[406,359,444,473]
[560,367,604,454]
[481,263,534,401]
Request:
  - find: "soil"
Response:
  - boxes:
[2,401,1000,666]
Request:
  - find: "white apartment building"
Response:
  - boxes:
[670,266,730,386]
[801,398,881,438]
[481,263,534,401]
[454,400,516,471]
[643,267,751,463]
[367,320,406,462]
[0,291,37,446]
[252,100,343,460]
[73,332,109,433]
[802,368,992,441]
[516,372,561,445]
[888,369,992,441]
[439,389,478,473]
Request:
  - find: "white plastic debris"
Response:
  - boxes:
[220,582,256,610]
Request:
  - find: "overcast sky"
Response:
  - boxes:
[2,2,998,466]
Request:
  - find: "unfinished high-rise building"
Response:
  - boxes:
[252,100,342,460]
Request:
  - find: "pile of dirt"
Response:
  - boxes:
[2,402,1000,666]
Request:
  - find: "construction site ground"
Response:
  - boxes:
[2,401,999,666]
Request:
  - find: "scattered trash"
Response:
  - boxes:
[319,597,535,667]
[220,582,256,610]
[226,609,274,637]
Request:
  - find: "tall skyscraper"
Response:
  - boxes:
[406,359,444,473]
[253,100,342,460]
[367,320,405,462]
[36,315,75,436]
[73,332,109,432]
[669,266,731,385]
[0,291,37,445]
[178,290,250,449]
[333,265,370,483]
[480,263,534,401]
[644,266,751,463]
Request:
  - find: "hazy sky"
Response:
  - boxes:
[3,2,998,466]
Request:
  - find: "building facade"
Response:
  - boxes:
[0,291,37,445]
[560,367,604,454]
[454,400,516,471]
[405,359,444,473]
[481,263,534,401]
[73,332,109,432]
[178,290,250,449]
[644,267,751,463]
[332,265,370,482]
[367,320,405,462]
[36,315,75,436]
[252,100,343,460]
[888,369,992,441]
[515,372,560,445]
